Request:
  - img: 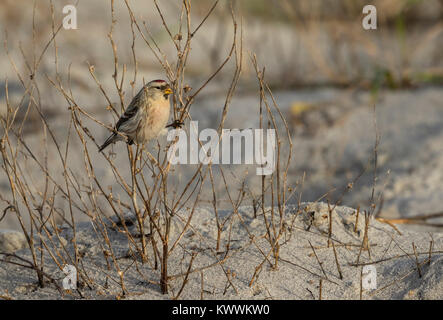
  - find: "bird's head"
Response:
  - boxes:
[145,79,173,100]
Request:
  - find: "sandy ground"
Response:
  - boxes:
[0,202,441,300]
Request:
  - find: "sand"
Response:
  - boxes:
[0,202,441,300]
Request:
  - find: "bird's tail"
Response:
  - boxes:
[98,133,117,152]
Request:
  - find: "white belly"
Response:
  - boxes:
[136,100,170,143]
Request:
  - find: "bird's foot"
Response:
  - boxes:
[166,120,184,129]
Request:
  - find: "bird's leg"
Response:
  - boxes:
[165,119,184,129]
[125,133,134,145]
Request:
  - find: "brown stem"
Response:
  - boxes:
[160,240,169,294]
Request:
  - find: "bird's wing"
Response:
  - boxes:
[115,105,139,130]
[115,89,144,131]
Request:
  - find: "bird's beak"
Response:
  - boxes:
[163,87,173,95]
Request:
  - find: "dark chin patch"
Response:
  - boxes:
[163,94,170,99]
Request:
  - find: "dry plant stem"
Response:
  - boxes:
[359,267,363,300]
[209,167,223,252]
[222,268,237,295]
[376,217,402,235]
[327,200,333,247]
[378,211,443,227]
[130,147,148,262]
[306,288,315,300]
[428,240,433,265]
[173,252,197,300]
[356,211,371,264]
[200,271,204,300]
[331,241,343,280]
[308,240,328,279]
[160,217,170,294]
[369,105,380,215]
[412,242,422,278]
[249,249,272,287]
[349,250,443,267]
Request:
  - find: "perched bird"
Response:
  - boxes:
[99,79,173,152]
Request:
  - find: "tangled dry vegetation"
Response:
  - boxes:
[0,0,441,300]
[0,0,294,297]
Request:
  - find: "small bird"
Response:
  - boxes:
[99,79,173,152]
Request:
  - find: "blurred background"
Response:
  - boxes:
[1,0,443,229]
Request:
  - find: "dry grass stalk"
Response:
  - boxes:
[412,242,422,278]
